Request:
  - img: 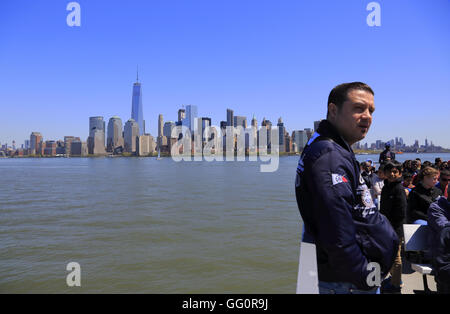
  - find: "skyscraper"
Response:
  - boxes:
[182,105,198,134]
[107,116,124,152]
[163,121,176,138]
[178,108,186,124]
[234,116,247,129]
[277,117,285,152]
[227,109,234,127]
[201,117,212,142]
[131,70,145,136]
[30,132,43,155]
[251,115,257,128]
[64,136,80,156]
[157,114,164,149]
[261,118,272,149]
[292,130,308,153]
[137,134,156,156]
[88,116,105,154]
[158,114,164,138]
[304,128,313,140]
[250,115,258,150]
[124,119,139,153]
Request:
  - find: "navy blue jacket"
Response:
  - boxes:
[295,120,399,290]
[428,197,450,260]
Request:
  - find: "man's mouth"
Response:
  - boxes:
[359,126,369,132]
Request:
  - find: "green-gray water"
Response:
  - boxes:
[1,153,449,293]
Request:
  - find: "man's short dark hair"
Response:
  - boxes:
[327,82,374,119]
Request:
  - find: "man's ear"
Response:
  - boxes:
[328,103,337,120]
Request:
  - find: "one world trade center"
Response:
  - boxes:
[131,69,145,135]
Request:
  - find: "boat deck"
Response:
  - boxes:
[400,260,437,294]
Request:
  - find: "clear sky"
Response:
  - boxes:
[1,0,449,148]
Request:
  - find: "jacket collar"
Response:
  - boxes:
[387,178,403,186]
[437,196,450,211]
[316,120,353,153]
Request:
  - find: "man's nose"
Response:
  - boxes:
[361,109,372,120]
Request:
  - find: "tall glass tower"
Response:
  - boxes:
[131,69,145,135]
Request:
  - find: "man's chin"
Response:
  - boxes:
[359,129,369,140]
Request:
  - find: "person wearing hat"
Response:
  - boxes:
[379,142,395,164]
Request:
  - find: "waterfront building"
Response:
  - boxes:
[64,136,80,156]
[304,128,313,140]
[182,105,198,134]
[124,119,139,153]
[178,108,186,124]
[137,134,156,156]
[157,114,164,149]
[249,115,258,150]
[292,130,308,153]
[158,114,164,138]
[234,116,247,129]
[261,118,272,149]
[88,116,105,154]
[71,141,88,156]
[56,140,65,155]
[131,71,145,135]
[251,115,257,128]
[226,109,234,127]
[277,117,285,153]
[92,130,106,155]
[30,132,43,155]
[37,141,46,155]
[44,141,57,156]
[201,117,212,143]
[285,133,292,153]
[107,116,124,153]
[163,121,176,138]
[220,121,227,132]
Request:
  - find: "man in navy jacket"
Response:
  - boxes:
[295,82,399,294]
[428,196,450,293]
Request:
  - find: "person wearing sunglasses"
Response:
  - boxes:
[436,169,450,198]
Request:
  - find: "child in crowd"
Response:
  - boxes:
[402,172,415,197]
[380,161,407,294]
[371,164,385,208]
[407,167,442,225]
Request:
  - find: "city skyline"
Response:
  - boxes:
[0,71,448,152]
[1,1,450,147]
[1,97,448,153]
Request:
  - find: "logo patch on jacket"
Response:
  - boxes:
[331,173,348,185]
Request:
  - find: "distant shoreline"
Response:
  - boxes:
[2,151,450,159]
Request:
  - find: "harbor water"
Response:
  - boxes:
[1,153,449,293]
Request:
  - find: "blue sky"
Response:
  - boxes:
[1,0,449,148]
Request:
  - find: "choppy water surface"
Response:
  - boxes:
[1,153,448,293]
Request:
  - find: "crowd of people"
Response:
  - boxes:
[359,145,450,293]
